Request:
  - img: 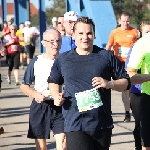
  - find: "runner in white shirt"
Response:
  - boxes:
[22,21,39,64]
[20,29,66,150]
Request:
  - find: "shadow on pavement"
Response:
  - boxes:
[0,94,28,99]
[0,87,19,90]
[11,142,56,150]
[111,140,134,145]
[112,131,132,137]
[0,106,30,118]
[0,121,28,126]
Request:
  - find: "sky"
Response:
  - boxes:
[30,0,53,8]
[6,0,53,8]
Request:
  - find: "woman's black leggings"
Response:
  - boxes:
[7,52,20,71]
[130,93,142,149]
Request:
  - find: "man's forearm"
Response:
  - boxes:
[49,83,61,97]
[127,68,150,84]
[20,84,38,99]
[130,74,150,84]
[108,78,129,92]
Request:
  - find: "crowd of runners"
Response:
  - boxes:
[0,10,150,150]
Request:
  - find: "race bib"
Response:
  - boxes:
[11,45,18,51]
[118,47,130,57]
[75,88,103,112]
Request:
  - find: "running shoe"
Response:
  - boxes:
[21,66,24,69]
[7,78,11,84]
[15,82,20,86]
[124,113,131,122]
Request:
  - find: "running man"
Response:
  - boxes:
[127,27,150,150]
[106,12,138,122]
[20,29,66,150]
[48,17,131,150]
[57,15,65,36]
[59,11,79,53]
[16,22,26,69]
[22,21,39,65]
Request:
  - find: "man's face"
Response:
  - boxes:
[57,17,65,31]
[120,15,130,30]
[20,24,24,29]
[26,24,31,28]
[44,31,62,57]
[63,20,75,36]
[72,22,94,51]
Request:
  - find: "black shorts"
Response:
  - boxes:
[140,93,150,147]
[66,129,112,150]
[19,45,25,53]
[24,44,35,59]
[27,100,64,139]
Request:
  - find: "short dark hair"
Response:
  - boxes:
[58,15,64,18]
[73,16,95,34]
[120,12,130,18]
[19,22,24,25]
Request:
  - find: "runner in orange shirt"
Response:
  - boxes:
[106,12,138,122]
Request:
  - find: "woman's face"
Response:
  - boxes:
[4,23,8,27]
[142,25,150,36]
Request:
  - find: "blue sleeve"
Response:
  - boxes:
[47,55,64,85]
[125,47,141,93]
[22,56,38,85]
[71,39,76,49]
[125,47,132,69]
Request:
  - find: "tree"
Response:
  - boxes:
[31,14,39,25]
[44,0,66,25]
[31,0,66,25]
[111,0,150,24]
[49,0,66,12]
